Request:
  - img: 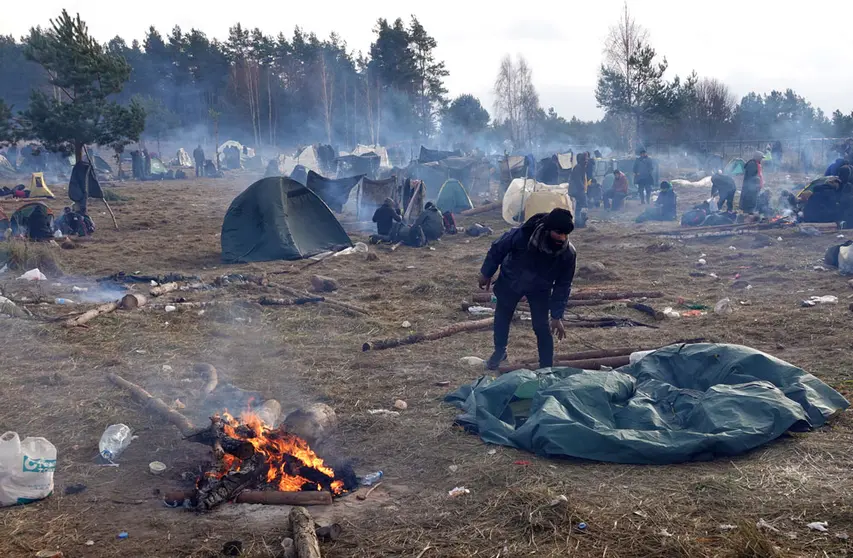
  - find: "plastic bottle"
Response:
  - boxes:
[99,424,132,461]
[55,298,74,305]
[360,471,383,486]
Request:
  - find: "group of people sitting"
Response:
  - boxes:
[370,198,447,247]
[19,204,94,241]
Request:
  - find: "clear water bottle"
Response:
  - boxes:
[360,471,383,486]
[99,424,132,461]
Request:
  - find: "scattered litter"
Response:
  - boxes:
[700,253,706,258]
[659,528,674,537]
[361,471,383,486]
[696,259,707,267]
[161,365,173,373]
[367,409,400,416]
[99,424,132,461]
[662,307,681,318]
[577,522,588,531]
[448,486,470,497]
[513,460,531,466]
[467,305,495,316]
[85,541,94,546]
[117,532,129,540]
[54,298,75,305]
[801,300,816,307]
[149,461,166,475]
[0,264,7,274]
[448,465,458,473]
[714,298,733,314]
[777,237,783,241]
[836,532,849,540]
[164,305,177,313]
[393,399,408,411]
[813,265,827,271]
[709,273,719,279]
[35,551,63,558]
[549,495,568,506]
[487,449,497,455]
[429,247,436,251]
[0,432,56,507]
[718,524,737,531]
[745,284,753,290]
[728,246,737,250]
[71,286,88,293]
[406,266,415,269]
[435,381,451,387]
[150,280,158,287]
[17,268,47,281]
[459,356,485,368]
[807,521,828,532]
[401,321,412,328]
[808,295,838,305]
[756,518,779,533]
[739,300,752,306]
[633,510,648,518]
[838,234,846,239]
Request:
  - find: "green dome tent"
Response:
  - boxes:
[725,158,746,176]
[221,177,352,263]
[436,179,473,214]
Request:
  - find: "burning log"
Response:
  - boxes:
[150,282,178,297]
[362,318,495,351]
[119,293,148,310]
[290,507,323,558]
[193,363,218,396]
[107,373,196,436]
[195,453,269,511]
[460,201,502,216]
[64,301,119,327]
[283,403,337,446]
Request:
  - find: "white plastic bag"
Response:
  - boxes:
[714,298,733,314]
[0,431,56,507]
[17,269,47,281]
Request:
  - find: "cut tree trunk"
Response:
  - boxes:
[64,301,119,327]
[119,294,148,310]
[194,453,268,511]
[283,403,337,446]
[460,201,502,216]
[362,318,495,351]
[107,373,196,437]
[290,506,323,558]
[150,282,179,297]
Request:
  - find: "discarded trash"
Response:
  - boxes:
[99,424,132,461]
[838,234,846,239]
[514,460,531,466]
[719,524,737,531]
[836,532,849,540]
[435,381,451,387]
[85,541,94,546]
[813,266,827,271]
[577,522,588,531]
[714,298,733,314]
[709,273,719,279]
[728,246,737,250]
[149,461,166,475]
[682,310,705,317]
[662,307,681,318]
[807,521,828,532]
[17,268,47,281]
[54,298,74,305]
[696,259,707,267]
[802,300,816,307]
[809,295,838,305]
[161,365,173,373]
[367,409,400,416]
[448,486,470,497]
[467,306,495,316]
[550,495,568,506]
[756,518,779,532]
[448,465,458,473]
[117,532,129,540]
[35,551,63,558]
[71,286,88,293]
[0,431,56,507]
[401,321,412,328]
[459,356,485,368]
[361,471,384,486]
[633,510,648,518]
[150,280,158,287]
[777,237,783,241]
[393,399,408,411]
[164,305,177,313]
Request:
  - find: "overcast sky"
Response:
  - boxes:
[2,0,852,121]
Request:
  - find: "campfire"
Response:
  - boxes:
[171,408,356,512]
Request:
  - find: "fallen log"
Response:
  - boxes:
[570,290,664,300]
[107,373,196,437]
[64,301,119,327]
[194,363,218,396]
[164,489,333,507]
[627,302,665,321]
[283,403,337,446]
[259,296,325,306]
[564,318,655,328]
[269,283,369,316]
[460,201,502,216]
[150,282,179,297]
[465,298,625,310]
[119,293,148,310]
[291,506,323,558]
[518,346,644,365]
[363,318,495,351]
[499,355,632,374]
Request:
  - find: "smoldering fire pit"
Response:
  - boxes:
[165,410,357,511]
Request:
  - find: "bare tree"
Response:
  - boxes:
[494,54,541,148]
[319,52,334,144]
[694,78,736,140]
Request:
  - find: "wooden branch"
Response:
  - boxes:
[518,346,644,365]
[290,506,323,558]
[460,201,502,216]
[119,294,148,310]
[259,296,325,306]
[499,355,631,373]
[193,363,218,396]
[363,318,494,351]
[356,482,381,501]
[102,199,118,230]
[627,302,665,321]
[150,282,179,297]
[569,290,664,300]
[107,372,196,437]
[64,301,118,327]
[322,298,369,316]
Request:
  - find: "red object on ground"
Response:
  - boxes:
[513,460,531,466]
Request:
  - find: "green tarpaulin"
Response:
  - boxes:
[445,344,848,464]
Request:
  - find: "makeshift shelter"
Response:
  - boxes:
[403,180,426,222]
[69,162,105,204]
[502,178,568,225]
[9,202,53,236]
[0,154,16,178]
[149,158,168,178]
[221,176,352,263]
[446,343,849,465]
[305,171,363,213]
[28,172,55,198]
[353,144,391,168]
[288,165,308,186]
[725,158,746,176]
[436,179,473,214]
[336,153,380,179]
[523,190,574,221]
[343,176,397,218]
[418,146,462,164]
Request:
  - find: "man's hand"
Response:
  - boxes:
[478,273,492,291]
[550,318,566,341]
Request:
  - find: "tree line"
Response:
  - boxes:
[1,7,853,159]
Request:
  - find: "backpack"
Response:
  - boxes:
[681,208,707,227]
[442,211,457,234]
[825,240,853,267]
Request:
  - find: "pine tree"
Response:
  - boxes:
[23,10,145,160]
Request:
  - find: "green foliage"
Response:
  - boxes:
[0,99,14,146]
[21,10,143,156]
[134,95,178,143]
[444,94,490,136]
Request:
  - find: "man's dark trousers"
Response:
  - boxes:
[493,280,554,368]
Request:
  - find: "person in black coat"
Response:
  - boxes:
[711,172,737,212]
[633,149,655,204]
[478,208,577,370]
[372,198,402,236]
[27,204,53,241]
[413,202,444,242]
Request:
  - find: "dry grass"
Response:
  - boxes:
[0,171,851,557]
[0,239,63,275]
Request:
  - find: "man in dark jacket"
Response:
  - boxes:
[741,151,764,213]
[656,181,677,220]
[711,171,737,211]
[372,198,402,236]
[633,149,655,204]
[478,208,577,370]
[569,152,588,209]
[27,204,53,241]
[193,145,205,177]
[414,201,444,242]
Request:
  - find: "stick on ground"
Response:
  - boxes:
[64,301,119,327]
[290,506,323,558]
[107,373,196,437]
[363,318,495,351]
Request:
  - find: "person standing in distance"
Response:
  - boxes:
[478,208,578,371]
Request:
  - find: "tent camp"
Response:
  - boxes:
[336,153,380,179]
[502,178,569,225]
[446,343,848,465]
[221,176,352,263]
[418,146,462,164]
[293,145,336,175]
[436,179,473,214]
[523,190,574,221]
[343,176,397,218]
[305,171,363,213]
[353,144,391,168]
[27,173,55,198]
[725,158,746,176]
[150,157,168,178]
[69,162,105,205]
[9,202,54,236]
[174,148,193,168]
[288,165,309,186]
[0,154,16,179]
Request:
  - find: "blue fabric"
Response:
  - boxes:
[480,215,576,319]
[524,154,536,178]
[826,158,845,177]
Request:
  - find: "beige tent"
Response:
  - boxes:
[295,145,322,173]
[353,144,390,168]
[523,190,574,221]
[557,153,574,169]
[502,178,569,225]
